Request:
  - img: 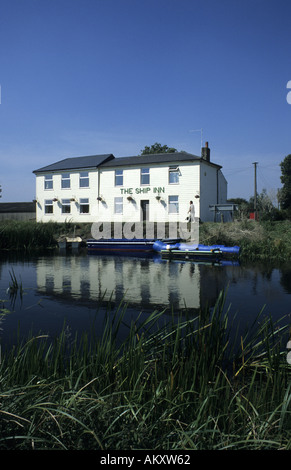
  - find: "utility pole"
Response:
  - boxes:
[253,162,258,220]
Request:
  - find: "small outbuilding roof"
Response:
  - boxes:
[0,202,36,213]
[33,154,115,173]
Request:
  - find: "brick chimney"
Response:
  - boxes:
[201,141,210,162]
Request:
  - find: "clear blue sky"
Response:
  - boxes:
[1,0,291,203]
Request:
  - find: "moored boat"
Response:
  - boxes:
[153,240,240,260]
[87,238,182,254]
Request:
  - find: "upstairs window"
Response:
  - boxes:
[79,171,89,188]
[44,174,53,190]
[141,168,150,185]
[115,170,123,186]
[79,198,89,214]
[61,173,71,189]
[168,195,179,213]
[169,166,179,184]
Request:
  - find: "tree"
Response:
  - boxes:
[280,154,291,210]
[140,143,177,155]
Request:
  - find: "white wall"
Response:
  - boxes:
[199,163,227,222]
[35,160,227,224]
[98,162,201,223]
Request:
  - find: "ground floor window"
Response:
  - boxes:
[79,198,89,214]
[44,199,53,214]
[61,199,71,214]
[168,195,179,213]
[114,197,123,214]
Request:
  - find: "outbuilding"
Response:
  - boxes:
[33,143,227,224]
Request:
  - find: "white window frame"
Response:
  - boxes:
[44,174,53,190]
[61,173,71,189]
[61,199,71,214]
[115,170,123,186]
[168,195,179,213]
[114,197,123,214]
[169,166,180,184]
[44,199,53,214]
[141,168,150,185]
[79,198,89,214]
[79,171,89,188]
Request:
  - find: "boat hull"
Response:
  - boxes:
[87,239,155,253]
[153,240,240,259]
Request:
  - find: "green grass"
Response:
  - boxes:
[0,291,290,450]
[199,219,291,261]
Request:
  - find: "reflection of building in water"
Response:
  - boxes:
[36,255,228,312]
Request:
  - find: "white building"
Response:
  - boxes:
[33,143,227,224]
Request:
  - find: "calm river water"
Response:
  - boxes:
[0,249,290,349]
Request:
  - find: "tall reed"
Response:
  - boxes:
[0,291,290,450]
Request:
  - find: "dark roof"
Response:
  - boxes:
[100,152,222,169]
[0,202,36,213]
[100,152,200,167]
[33,151,222,174]
[33,154,114,173]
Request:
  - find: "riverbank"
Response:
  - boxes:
[0,219,291,261]
[0,291,290,450]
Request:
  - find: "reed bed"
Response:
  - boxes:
[1,219,291,261]
[0,291,290,450]
[199,219,291,261]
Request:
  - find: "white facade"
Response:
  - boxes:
[33,147,227,224]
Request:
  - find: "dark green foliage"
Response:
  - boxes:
[280,154,291,212]
[140,143,178,155]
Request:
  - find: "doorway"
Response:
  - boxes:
[140,200,149,222]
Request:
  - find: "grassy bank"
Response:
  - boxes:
[1,219,291,261]
[0,220,92,250]
[199,219,291,261]
[0,291,290,450]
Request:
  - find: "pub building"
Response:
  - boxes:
[33,142,227,225]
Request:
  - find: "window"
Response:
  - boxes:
[141,168,150,185]
[61,173,71,189]
[44,174,53,190]
[61,199,71,214]
[115,170,123,186]
[114,197,123,214]
[168,195,179,213]
[79,198,89,214]
[79,171,89,188]
[44,199,53,214]
[169,166,179,184]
